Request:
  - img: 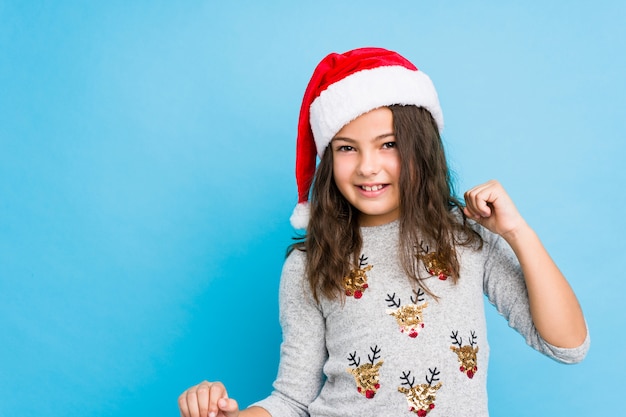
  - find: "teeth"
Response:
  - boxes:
[361,185,384,191]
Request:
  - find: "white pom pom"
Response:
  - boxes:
[290,202,310,229]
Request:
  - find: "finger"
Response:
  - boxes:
[465,183,497,218]
[196,382,210,417]
[218,397,240,417]
[464,190,490,218]
[475,193,494,217]
[208,382,228,417]
[178,390,190,417]
[184,387,201,417]
[463,206,479,221]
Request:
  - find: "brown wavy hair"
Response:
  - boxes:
[290,105,483,302]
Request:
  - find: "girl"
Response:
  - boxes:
[178,47,589,417]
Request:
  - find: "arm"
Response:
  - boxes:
[250,250,327,416]
[464,180,587,348]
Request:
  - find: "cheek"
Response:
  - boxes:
[332,159,352,185]
[387,155,402,181]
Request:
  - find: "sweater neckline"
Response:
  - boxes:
[360,219,400,237]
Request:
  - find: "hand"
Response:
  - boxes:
[179,381,240,417]
[463,180,527,240]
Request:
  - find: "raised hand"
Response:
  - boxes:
[462,179,527,240]
[179,381,240,417]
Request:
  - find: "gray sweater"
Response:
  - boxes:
[253,220,589,416]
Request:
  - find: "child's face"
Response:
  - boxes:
[331,107,401,227]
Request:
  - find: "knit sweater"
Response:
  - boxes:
[252,220,589,416]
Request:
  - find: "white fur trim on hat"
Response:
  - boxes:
[290,202,310,229]
[309,65,443,156]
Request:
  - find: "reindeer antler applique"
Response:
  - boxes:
[386,289,428,338]
[398,367,442,416]
[450,330,479,379]
[343,254,373,299]
[346,345,383,399]
[418,242,451,281]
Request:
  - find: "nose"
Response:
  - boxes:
[356,150,380,177]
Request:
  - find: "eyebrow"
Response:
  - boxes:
[332,132,395,143]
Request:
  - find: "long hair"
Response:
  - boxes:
[290,105,482,302]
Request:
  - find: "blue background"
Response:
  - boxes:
[1,1,624,416]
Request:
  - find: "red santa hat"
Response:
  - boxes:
[290,47,444,229]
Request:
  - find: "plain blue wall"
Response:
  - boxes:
[1,1,624,416]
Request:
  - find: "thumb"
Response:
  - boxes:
[217,397,240,417]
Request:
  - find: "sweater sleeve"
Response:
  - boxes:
[481,229,590,364]
[251,251,326,416]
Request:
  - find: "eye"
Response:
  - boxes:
[382,141,397,149]
[335,145,355,152]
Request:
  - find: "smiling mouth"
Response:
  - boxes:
[360,184,385,191]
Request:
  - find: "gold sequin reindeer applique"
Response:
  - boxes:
[398,367,442,416]
[346,345,383,399]
[419,242,451,281]
[450,330,479,379]
[343,254,373,299]
[386,289,428,338]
